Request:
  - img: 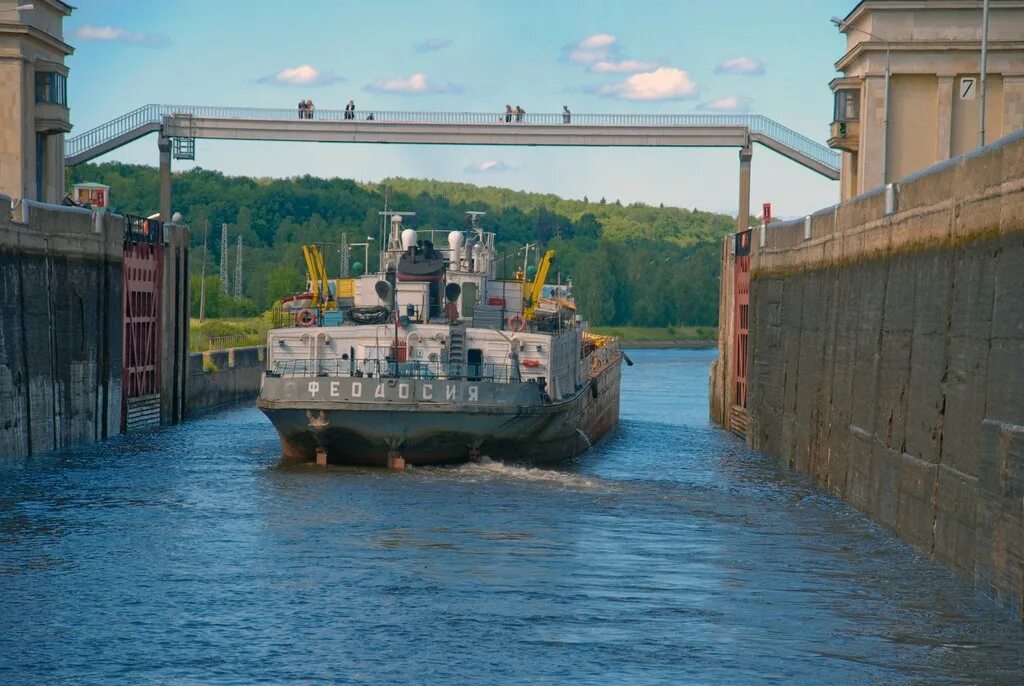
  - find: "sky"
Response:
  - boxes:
[64,0,855,219]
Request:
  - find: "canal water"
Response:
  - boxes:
[1,349,1022,684]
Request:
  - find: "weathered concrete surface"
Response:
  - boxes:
[186,346,265,416]
[160,224,189,425]
[738,129,1024,617]
[0,199,122,458]
[709,238,735,427]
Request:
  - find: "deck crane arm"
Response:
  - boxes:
[301,245,320,304]
[301,244,334,308]
[524,249,555,320]
[310,244,331,305]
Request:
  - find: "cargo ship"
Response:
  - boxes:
[256,212,625,468]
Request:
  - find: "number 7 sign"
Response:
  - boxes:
[960,77,977,100]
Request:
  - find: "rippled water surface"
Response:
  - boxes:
[2,349,1022,684]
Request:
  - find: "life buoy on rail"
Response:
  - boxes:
[508,314,526,332]
[295,308,316,327]
[521,358,541,368]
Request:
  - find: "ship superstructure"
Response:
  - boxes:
[257,212,623,468]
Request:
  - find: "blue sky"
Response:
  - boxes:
[65,0,853,218]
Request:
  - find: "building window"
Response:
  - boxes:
[34,72,67,106]
[833,89,860,122]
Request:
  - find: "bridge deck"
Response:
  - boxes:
[65,105,840,180]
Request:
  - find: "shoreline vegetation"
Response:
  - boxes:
[70,163,726,333]
[590,325,717,349]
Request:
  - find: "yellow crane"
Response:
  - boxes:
[301,244,332,309]
[523,249,555,320]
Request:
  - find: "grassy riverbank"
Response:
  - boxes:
[590,325,718,348]
[190,316,275,352]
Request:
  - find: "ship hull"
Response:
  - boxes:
[257,359,621,466]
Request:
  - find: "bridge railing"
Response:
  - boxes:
[65,105,839,170]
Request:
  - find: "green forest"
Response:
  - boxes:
[68,163,733,327]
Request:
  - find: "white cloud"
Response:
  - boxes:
[715,57,765,75]
[698,95,753,112]
[593,67,698,101]
[257,64,345,86]
[589,59,659,74]
[71,24,168,46]
[565,33,618,64]
[465,160,513,173]
[365,72,462,95]
[414,38,453,53]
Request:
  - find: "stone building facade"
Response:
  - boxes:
[829,0,1024,200]
[0,0,73,204]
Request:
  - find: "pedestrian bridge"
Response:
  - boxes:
[63,104,840,223]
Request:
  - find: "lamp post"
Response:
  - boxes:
[349,237,374,274]
[832,16,891,185]
[979,0,990,147]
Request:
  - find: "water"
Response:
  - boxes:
[1,349,1022,685]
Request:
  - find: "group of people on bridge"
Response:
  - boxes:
[297,99,373,121]
[293,101,574,124]
[503,105,572,124]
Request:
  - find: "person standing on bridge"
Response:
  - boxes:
[505,105,512,123]
[345,100,355,120]
[562,105,571,124]
[307,99,315,119]
[298,100,307,119]
[514,105,524,123]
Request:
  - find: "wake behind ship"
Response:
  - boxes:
[257,212,624,468]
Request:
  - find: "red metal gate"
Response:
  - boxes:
[122,216,163,430]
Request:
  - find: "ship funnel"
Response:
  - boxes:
[401,228,417,251]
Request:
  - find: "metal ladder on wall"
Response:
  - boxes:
[448,326,466,378]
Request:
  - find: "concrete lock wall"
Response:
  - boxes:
[185,346,265,416]
[734,129,1024,618]
[0,198,123,458]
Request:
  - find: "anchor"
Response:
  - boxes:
[306,409,328,429]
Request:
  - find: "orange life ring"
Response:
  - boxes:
[521,358,540,368]
[508,314,526,332]
[295,308,316,327]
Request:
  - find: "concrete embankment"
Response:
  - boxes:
[0,199,122,458]
[720,130,1024,617]
[186,346,265,415]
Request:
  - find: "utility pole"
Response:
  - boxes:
[234,235,243,300]
[219,223,229,296]
[340,232,349,277]
[199,219,209,322]
[979,0,991,147]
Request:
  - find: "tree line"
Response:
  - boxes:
[68,163,731,326]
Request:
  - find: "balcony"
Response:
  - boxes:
[35,102,72,134]
[828,119,860,152]
[828,86,861,153]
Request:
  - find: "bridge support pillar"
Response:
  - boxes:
[158,134,172,222]
[738,145,752,233]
